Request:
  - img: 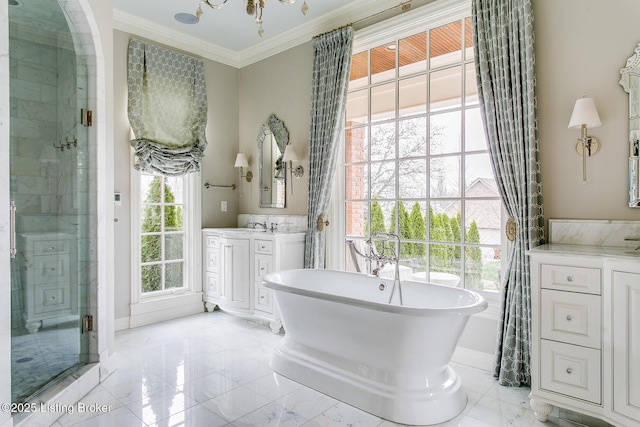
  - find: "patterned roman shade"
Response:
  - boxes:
[127,39,208,176]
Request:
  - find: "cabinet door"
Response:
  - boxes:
[612,270,640,422]
[221,238,251,310]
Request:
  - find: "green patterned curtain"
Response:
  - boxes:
[127,39,208,176]
[472,0,545,386]
[304,27,354,268]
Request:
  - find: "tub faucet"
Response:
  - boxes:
[351,232,404,305]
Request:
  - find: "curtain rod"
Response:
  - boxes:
[313,0,414,39]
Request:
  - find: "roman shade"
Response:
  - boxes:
[127,39,208,176]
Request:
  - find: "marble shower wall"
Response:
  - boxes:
[9,21,77,234]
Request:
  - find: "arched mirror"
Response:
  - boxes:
[257,114,289,208]
[620,42,640,207]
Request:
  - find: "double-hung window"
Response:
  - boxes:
[340,3,503,297]
[132,169,201,302]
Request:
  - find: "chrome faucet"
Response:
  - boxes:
[351,232,403,305]
[249,221,267,230]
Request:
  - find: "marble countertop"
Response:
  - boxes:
[528,243,640,260]
[202,227,306,236]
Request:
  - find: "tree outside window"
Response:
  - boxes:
[140,175,184,293]
[344,17,502,294]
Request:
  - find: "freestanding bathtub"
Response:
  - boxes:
[262,269,488,425]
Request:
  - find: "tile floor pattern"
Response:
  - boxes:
[12,323,79,403]
[53,312,608,427]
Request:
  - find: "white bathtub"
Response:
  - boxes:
[262,269,488,425]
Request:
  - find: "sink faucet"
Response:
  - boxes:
[253,221,267,230]
[270,223,278,232]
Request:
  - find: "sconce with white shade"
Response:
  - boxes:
[568,97,602,182]
[282,144,304,195]
[234,153,253,196]
[234,153,253,182]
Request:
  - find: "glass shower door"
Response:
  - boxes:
[9,0,91,403]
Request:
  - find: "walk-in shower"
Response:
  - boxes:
[9,0,96,404]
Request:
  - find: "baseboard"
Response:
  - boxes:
[114,316,130,331]
[129,293,204,328]
[452,346,494,371]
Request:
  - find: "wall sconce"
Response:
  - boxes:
[282,144,304,195]
[234,153,253,182]
[568,97,602,182]
[234,153,252,197]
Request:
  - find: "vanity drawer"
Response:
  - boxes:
[34,282,71,314]
[540,264,601,295]
[255,239,273,255]
[34,239,71,256]
[33,255,70,285]
[205,234,220,248]
[255,282,274,314]
[205,247,220,272]
[255,254,273,281]
[540,339,601,404]
[205,271,221,298]
[541,289,601,348]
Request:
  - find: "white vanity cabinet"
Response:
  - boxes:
[529,246,640,427]
[203,232,221,310]
[202,228,305,332]
[607,261,640,425]
[19,232,77,333]
[219,237,251,311]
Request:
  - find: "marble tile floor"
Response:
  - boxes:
[53,312,608,427]
[12,323,80,403]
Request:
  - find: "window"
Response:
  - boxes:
[139,174,185,293]
[342,9,503,295]
[132,167,201,301]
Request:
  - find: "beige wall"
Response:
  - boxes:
[111,0,640,353]
[112,30,240,321]
[238,42,313,215]
[535,0,640,225]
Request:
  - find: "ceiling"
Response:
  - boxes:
[113,0,438,68]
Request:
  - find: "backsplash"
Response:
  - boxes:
[237,214,307,232]
[549,219,640,248]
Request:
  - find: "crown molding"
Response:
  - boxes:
[113,0,460,69]
[113,9,242,67]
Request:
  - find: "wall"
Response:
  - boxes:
[112,30,240,323]
[535,0,640,224]
[109,0,640,358]
[238,42,313,215]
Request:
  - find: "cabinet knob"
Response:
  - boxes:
[566,367,573,374]
[566,276,574,282]
[566,314,573,322]
[49,246,55,250]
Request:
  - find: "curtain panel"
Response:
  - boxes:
[127,39,208,176]
[304,27,354,269]
[472,0,545,387]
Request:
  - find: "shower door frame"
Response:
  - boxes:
[1,0,113,424]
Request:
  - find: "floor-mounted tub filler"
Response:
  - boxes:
[262,268,488,426]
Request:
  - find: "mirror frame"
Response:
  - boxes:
[620,42,640,208]
[257,114,289,208]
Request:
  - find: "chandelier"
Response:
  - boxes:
[196,0,309,37]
